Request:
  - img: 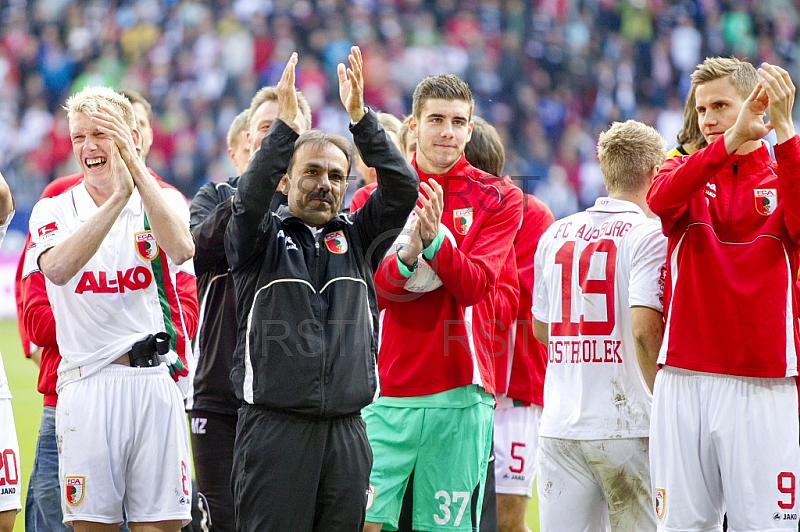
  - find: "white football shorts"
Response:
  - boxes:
[57,364,192,526]
[0,398,21,513]
[650,366,800,531]
[493,394,542,497]
[537,436,654,531]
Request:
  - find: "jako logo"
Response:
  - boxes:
[75,267,153,294]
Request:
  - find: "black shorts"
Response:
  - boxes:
[232,405,372,532]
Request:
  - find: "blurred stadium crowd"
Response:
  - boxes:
[1,0,799,227]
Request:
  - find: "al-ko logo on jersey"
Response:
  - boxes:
[65,476,85,506]
[135,230,160,261]
[754,188,777,216]
[453,207,473,235]
[324,231,348,254]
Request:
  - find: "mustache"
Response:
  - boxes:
[308,190,334,203]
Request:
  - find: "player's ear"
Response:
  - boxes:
[279,174,290,195]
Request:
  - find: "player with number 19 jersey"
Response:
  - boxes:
[533,197,666,440]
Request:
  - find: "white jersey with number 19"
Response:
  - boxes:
[533,197,666,440]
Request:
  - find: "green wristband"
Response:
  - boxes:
[422,228,445,261]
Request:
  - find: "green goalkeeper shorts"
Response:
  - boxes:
[363,390,493,531]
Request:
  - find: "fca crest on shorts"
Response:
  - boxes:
[65,476,85,506]
[654,488,665,519]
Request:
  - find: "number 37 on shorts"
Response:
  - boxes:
[433,491,471,527]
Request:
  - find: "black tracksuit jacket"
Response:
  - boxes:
[225,109,418,418]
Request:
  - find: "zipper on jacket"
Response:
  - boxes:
[726,161,738,233]
[311,237,326,415]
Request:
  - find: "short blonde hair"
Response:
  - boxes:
[377,112,402,138]
[597,120,666,194]
[64,86,136,129]
[691,56,758,100]
[227,109,250,150]
[398,115,412,158]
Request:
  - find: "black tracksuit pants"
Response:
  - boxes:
[232,404,372,532]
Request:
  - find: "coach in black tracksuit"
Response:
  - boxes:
[225,50,418,532]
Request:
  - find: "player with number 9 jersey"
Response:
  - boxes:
[532,120,667,530]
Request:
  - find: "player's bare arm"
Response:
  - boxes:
[92,104,194,265]
[630,306,664,392]
[533,317,549,346]
[0,170,12,225]
[758,62,796,143]
[38,143,133,286]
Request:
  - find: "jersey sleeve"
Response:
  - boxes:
[647,137,731,234]
[29,197,68,267]
[532,227,553,323]
[190,183,233,277]
[431,185,523,307]
[628,220,668,312]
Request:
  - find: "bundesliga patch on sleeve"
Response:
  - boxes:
[36,221,60,241]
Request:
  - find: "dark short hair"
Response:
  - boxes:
[464,116,504,176]
[288,130,352,176]
[411,74,474,120]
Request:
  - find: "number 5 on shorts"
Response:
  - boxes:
[434,491,470,527]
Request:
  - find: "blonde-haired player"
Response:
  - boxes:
[648,57,800,531]
[533,120,667,530]
[29,86,195,531]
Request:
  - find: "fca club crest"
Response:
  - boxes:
[366,485,375,510]
[754,188,777,216]
[453,207,473,235]
[65,476,85,506]
[135,231,160,261]
[324,231,348,254]
[655,488,665,519]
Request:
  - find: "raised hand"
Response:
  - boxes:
[758,62,796,143]
[397,215,423,268]
[109,141,134,200]
[337,46,365,123]
[728,82,771,150]
[91,105,140,167]
[277,52,299,127]
[414,179,444,249]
